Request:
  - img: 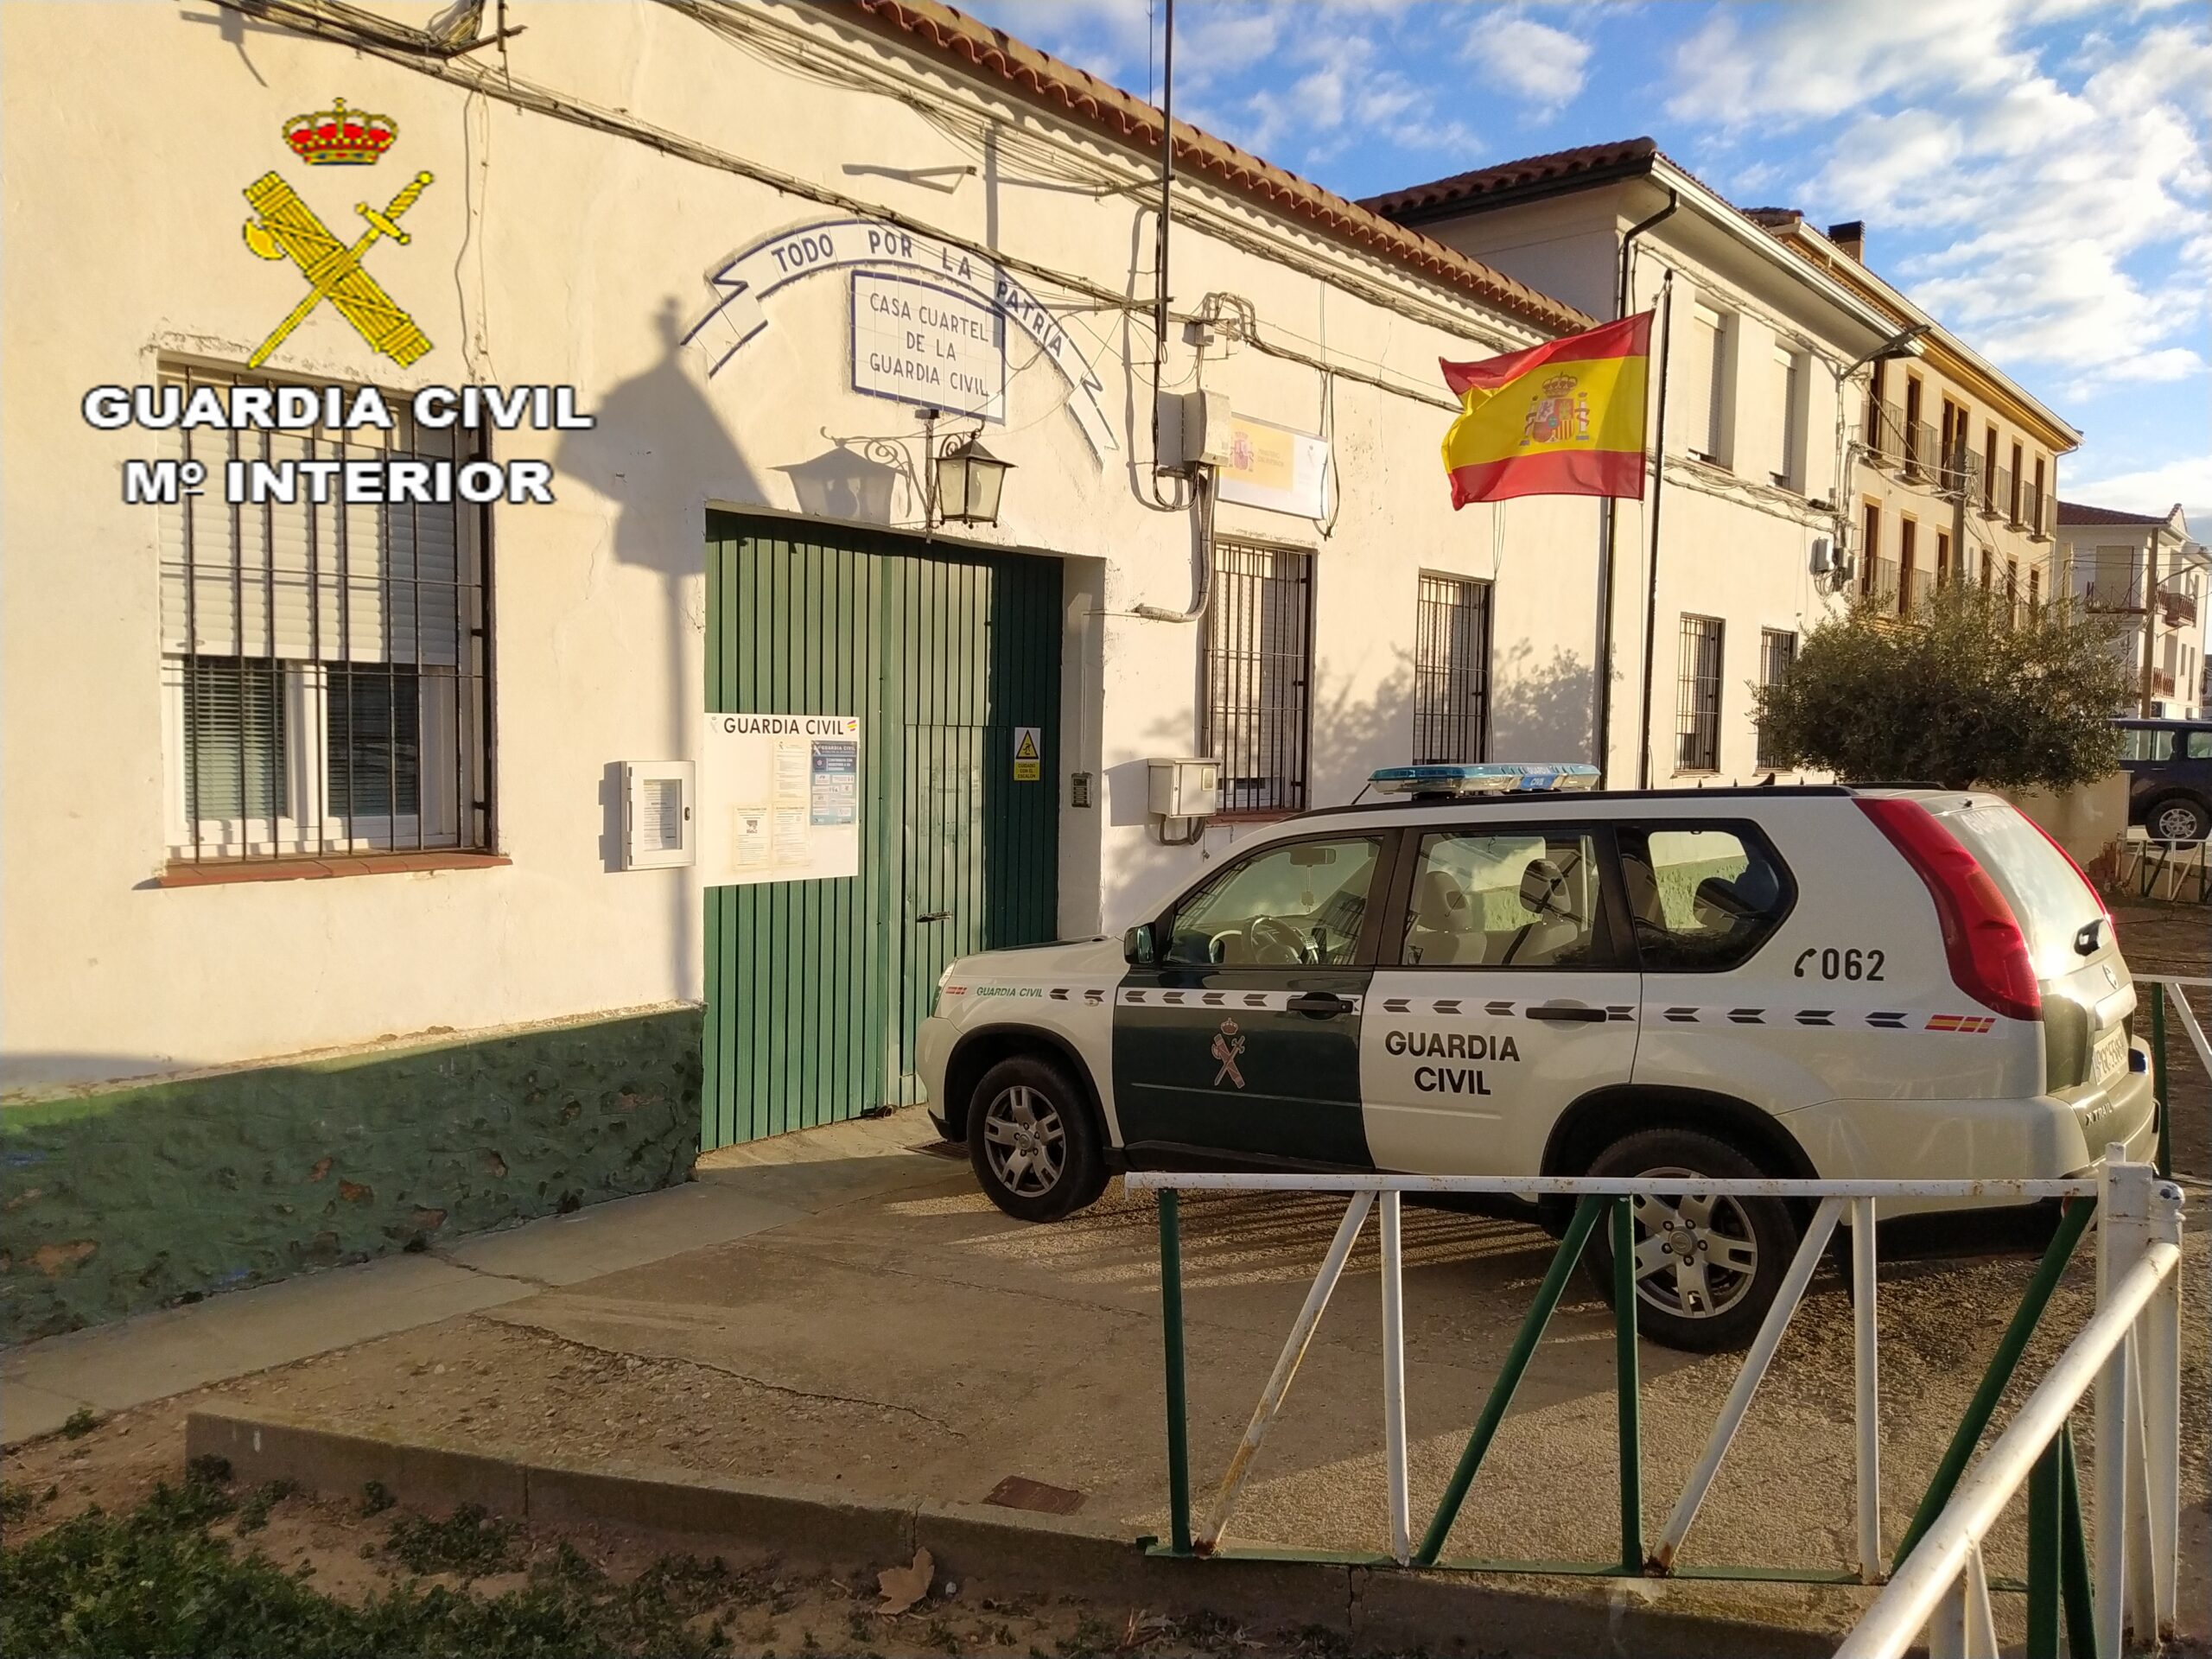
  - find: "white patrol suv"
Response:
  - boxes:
[916,765,2154,1350]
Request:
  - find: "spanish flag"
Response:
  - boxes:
[1440,312,1653,508]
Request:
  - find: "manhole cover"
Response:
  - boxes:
[982,1475,1084,1515]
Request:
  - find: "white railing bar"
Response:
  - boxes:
[1853,1196,1884,1581]
[1651,1197,1844,1571]
[2162,979,2212,1080]
[1833,1239,2182,1659]
[2124,1334,2158,1640]
[1125,1172,2094,1198]
[1195,1189,1374,1554]
[2142,1220,2183,1638]
[2142,973,2212,990]
[1965,1544,1999,1658]
[1378,1191,1411,1566]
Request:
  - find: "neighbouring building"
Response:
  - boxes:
[1745,213,2080,625]
[2055,503,2209,719]
[1365,140,1910,786]
[3,0,1617,1337]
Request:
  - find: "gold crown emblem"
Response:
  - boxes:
[1541,372,1577,396]
[283,98,397,165]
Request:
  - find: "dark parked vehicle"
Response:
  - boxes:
[2117,718,2212,841]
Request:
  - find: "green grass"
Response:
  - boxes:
[1,1471,756,1657]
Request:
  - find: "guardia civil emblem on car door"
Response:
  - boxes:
[1211,1019,1246,1089]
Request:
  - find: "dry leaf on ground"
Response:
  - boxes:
[876,1547,933,1615]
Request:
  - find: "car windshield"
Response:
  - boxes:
[1937,802,2105,976]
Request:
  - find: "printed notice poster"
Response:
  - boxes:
[772,806,810,865]
[698,713,861,887]
[773,737,810,806]
[810,740,858,824]
[734,806,770,869]
[1013,726,1041,783]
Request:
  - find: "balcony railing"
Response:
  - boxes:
[1954,446,1986,509]
[1934,442,1975,499]
[1906,420,1938,481]
[2163,588,2199,626]
[2155,669,2177,699]
[1864,556,1901,610]
[2031,493,2055,541]
[1992,465,2014,523]
[2082,578,2145,613]
[1868,402,1908,469]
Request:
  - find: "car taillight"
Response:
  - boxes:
[1855,797,2041,1021]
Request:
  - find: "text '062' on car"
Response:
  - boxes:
[917,764,2154,1352]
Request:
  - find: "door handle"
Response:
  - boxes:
[1525,1003,1607,1023]
[917,911,950,923]
[1286,992,1351,1018]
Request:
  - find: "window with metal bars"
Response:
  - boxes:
[1675,614,1725,773]
[159,360,491,862]
[1411,574,1491,764]
[1201,538,1312,814]
[1755,628,1796,770]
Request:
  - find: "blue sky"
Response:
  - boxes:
[958,0,2212,529]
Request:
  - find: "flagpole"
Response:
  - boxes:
[1636,270,1675,791]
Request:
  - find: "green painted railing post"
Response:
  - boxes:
[2059,1423,2097,1659]
[1893,1196,2095,1568]
[1612,1197,1643,1573]
[2152,982,2171,1179]
[1158,1187,1192,1555]
[2024,1428,2063,1657]
[1414,1193,1605,1566]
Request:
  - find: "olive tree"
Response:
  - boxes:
[1751,582,2134,791]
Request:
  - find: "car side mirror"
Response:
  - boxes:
[1123,924,1156,966]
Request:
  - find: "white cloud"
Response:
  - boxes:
[2063,454,2212,536]
[1464,14,1592,111]
[1664,2,2210,410]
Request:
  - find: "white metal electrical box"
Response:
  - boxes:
[1147,757,1221,818]
[1160,389,1233,468]
[621,760,696,869]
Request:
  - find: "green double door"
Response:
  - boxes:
[702,514,1062,1149]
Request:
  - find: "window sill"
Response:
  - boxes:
[158,851,510,888]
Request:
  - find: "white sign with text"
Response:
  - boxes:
[850,273,1006,423]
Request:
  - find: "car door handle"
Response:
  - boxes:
[1524,1003,1607,1023]
[1286,992,1351,1018]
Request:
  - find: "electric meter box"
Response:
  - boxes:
[1159,389,1233,469]
[1147,757,1221,818]
[620,760,696,869]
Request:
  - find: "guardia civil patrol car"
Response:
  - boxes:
[916,765,2153,1350]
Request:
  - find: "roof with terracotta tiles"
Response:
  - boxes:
[2058,501,2177,528]
[1358,137,1662,220]
[827,0,1594,335]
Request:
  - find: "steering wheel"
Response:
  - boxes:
[1247,915,1309,965]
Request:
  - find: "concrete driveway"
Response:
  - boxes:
[10,1104,2208,1640]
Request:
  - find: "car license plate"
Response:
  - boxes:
[2093,1027,2126,1085]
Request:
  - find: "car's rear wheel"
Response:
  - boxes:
[966,1053,1107,1223]
[2149,795,2209,842]
[1582,1127,1800,1354]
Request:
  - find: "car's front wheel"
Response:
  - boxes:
[1582,1127,1800,1353]
[966,1053,1108,1223]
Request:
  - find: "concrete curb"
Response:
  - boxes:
[186,1404,1845,1658]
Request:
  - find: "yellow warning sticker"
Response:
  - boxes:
[1014,725,1041,782]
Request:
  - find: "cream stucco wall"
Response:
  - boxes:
[2,0,1606,1093]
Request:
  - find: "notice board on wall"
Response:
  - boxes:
[699,713,862,886]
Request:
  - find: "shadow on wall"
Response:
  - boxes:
[554,297,772,996]
[0,1010,702,1344]
[1096,638,1596,926]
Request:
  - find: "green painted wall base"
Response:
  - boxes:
[0,1007,702,1345]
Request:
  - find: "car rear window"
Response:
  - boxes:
[1936,803,2103,972]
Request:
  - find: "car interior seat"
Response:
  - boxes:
[1407,868,1482,964]
[1497,855,1580,965]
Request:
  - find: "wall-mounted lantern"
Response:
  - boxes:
[919,407,1014,531]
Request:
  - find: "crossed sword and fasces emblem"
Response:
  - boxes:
[1211,1019,1246,1090]
[241,169,435,369]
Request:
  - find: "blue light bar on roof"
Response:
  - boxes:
[1370,762,1601,798]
